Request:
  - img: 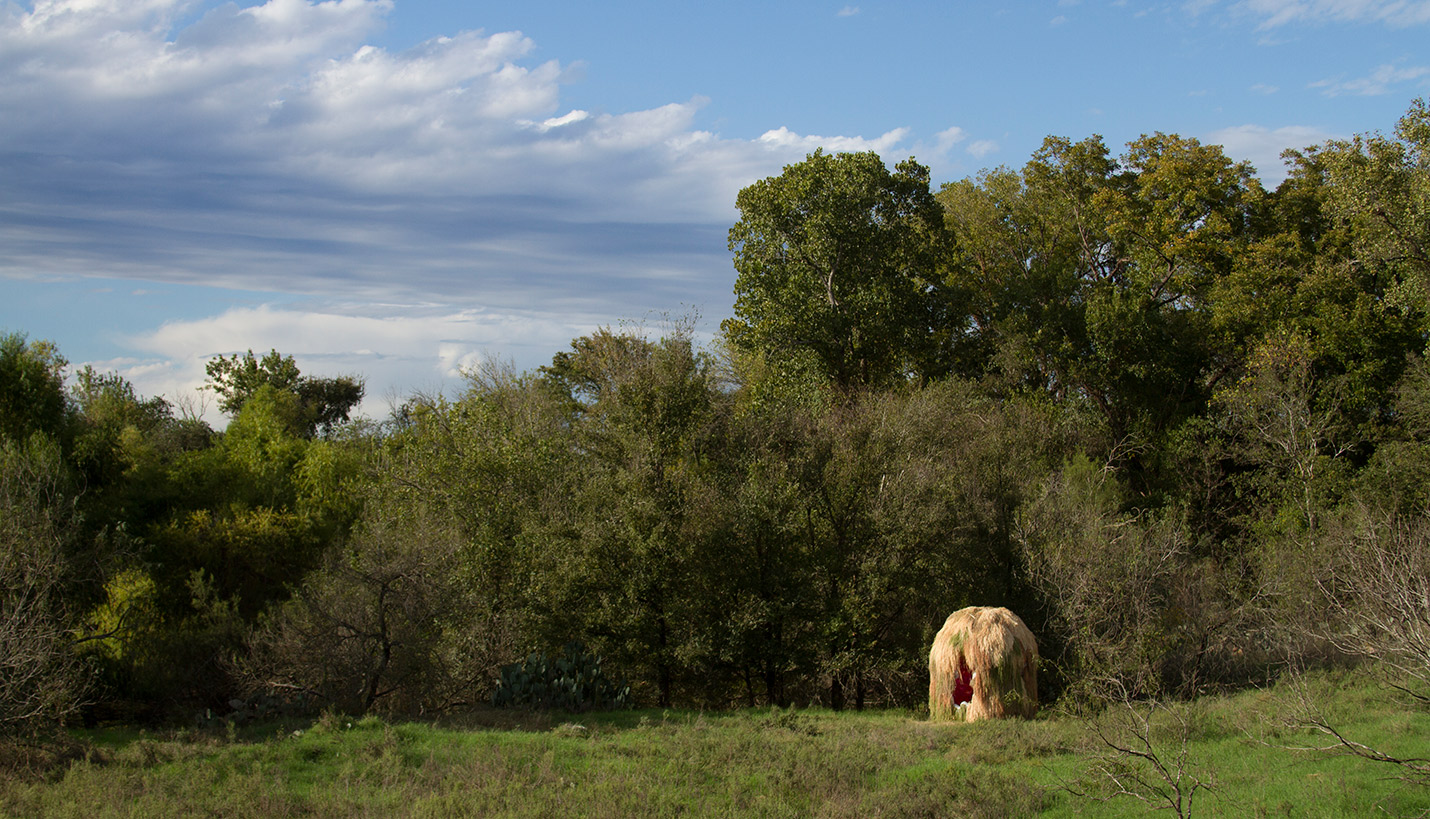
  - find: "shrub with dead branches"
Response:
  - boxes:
[244,497,519,715]
[1017,455,1253,704]
[1318,511,1430,693]
[0,437,87,736]
[1064,688,1216,818]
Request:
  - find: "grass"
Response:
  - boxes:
[2,667,1428,817]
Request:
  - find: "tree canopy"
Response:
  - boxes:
[725,150,950,390]
[205,349,365,438]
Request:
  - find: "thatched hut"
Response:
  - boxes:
[928,606,1038,722]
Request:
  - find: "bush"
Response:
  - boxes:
[244,498,519,716]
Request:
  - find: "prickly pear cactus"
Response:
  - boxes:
[490,641,631,712]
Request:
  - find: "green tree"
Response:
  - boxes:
[1193,139,1424,549]
[939,134,1266,476]
[67,366,180,525]
[541,326,729,707]
[725,151,950,390]
[244,496,499,715]
[0,332,70,446]
[205,349,364,437]
[937,136,1115,394]
[91,380,374,711]
[1084,133,1264,448]
[1321,97,1430,312]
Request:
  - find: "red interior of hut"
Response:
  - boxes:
[953,663,973,705]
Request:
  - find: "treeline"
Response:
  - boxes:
[3,99,1429,729]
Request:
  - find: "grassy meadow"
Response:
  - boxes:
[3,668,1428,818]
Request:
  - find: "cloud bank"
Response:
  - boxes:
[0,0,940,418]
[3,0,1361,421]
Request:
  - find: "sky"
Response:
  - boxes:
[2,0,1428,424]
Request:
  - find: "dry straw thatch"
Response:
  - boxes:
[928,606,1038,722]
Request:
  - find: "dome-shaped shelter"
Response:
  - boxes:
[928,606,1038,722]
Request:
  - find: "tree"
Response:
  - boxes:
[937,135,1115,394]
[1192,142,1424,549]
[940,133,1269,491]
[1321,98,1430,312]
[1017,455,1242,701]
[1082,134,1264,448]
[68,366,179,522]
[0,332,70,446]
[555,328,727,706]
[244,496,505,715]
[205,349,364,437]
[725,151,950,390]
[87,376,373,712]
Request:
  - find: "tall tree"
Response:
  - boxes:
[940,134,1266,461]
[543,326,728,706]
[1321,97,1430,312]
[937,135,1116,394]
[725,151,950,390]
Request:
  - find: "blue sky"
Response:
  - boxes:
[2,0,1428,423]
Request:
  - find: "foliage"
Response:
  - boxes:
[1321,97,1430,312]
[938,133,1264,457]
[0,332,70,446]
[1017,455,1251,703]
[541,324,728,707]
[726,151,950,389]
[244,494,512,716]
[205,348,364,437]
[7,100,1430,727]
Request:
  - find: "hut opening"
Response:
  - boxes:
[928,606,1038,723]
[953,665,973,706]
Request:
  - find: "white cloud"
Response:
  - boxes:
[907,126,972,179]
[1250,82,1279,94]
[1203,123,1340,183]
[530,109,592,130]
[0,0,926,310]
[115,303,607,424]
[837,5,860,16]
[933,126,967,152]
[1239,0,1430,27]
[966,139,999,159]
[756,126,912,155]
[1311,63,1430,96]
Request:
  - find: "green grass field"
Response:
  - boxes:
[3,668,1428,817]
